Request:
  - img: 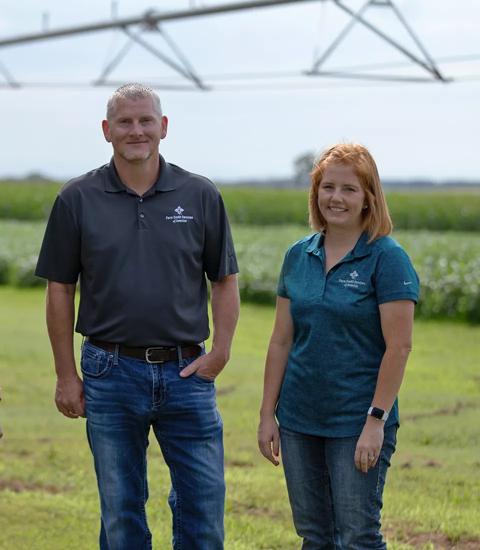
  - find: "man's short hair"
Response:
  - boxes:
[106,83,162,120]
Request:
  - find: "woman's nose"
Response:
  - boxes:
[331,188,343,201]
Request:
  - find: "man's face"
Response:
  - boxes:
[102,97,168,164]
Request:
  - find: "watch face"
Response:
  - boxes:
[370,407,385,420]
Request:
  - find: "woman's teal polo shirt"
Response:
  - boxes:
[276,232,419,438]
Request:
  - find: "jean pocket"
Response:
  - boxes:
[180,355,213,384]
[192,371,215,384]
[81,346,113,379]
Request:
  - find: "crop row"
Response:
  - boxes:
[233,226,480,323]
[0,182,60,221]
[1,220,479,323]
[1,180,480,231]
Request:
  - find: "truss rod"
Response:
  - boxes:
[94,38,134,85]
[333,0,447,81]
[155,25,205,90]
[0,60,19,87]
[310,0,370,72]
[388,1,444,80]
[0,81,200,90]
[122,27,206,89]
[0,0,323,48]
[313,70,442,82]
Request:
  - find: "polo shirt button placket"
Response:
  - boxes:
[323,267,335,298]
[137,197,147,229]
[314,249,328,299]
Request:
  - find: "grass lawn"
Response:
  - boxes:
[0,288,479,549]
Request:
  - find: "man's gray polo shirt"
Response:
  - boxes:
[35,155,238,346]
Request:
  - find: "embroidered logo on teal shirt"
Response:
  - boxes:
[338,270,367,289]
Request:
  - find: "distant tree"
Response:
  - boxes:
[293,152,316,187]
[25,172,51,182]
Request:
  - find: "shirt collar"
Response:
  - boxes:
[350,232,372,258]
[306,232,324,254]
[104,155,176,193]
[306,231,372,259]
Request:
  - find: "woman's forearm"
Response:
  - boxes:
[370,344,412,413]
[260,340,291,417]
[260,297,293,416]
[372,300,415,414]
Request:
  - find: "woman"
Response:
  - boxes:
[258,143,419,549]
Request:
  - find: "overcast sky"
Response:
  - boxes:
[1,0,479,182]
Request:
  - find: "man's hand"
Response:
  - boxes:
[354,417,384,473]
[55,374,85,418]
[258,414,280,466]
[179,349,229,381]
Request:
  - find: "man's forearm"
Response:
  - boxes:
[46,281,77,379]
[210,274,240,360]
[46,281,85,418]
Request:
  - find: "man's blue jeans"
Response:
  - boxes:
[81,341,225,550]
[280,425,397,550]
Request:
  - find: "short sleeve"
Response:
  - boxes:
[203,190,238,282]
[277,250,290,298]
[35,195,81,283]
[375,246,420,304]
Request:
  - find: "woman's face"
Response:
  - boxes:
[317,163,366,232]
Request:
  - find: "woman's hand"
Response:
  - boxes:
[354,417,385,473]
[258,414,281,466]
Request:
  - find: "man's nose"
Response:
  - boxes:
[129,122,144,136]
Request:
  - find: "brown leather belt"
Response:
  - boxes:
[87,338,202,364]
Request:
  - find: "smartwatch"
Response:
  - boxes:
[368,406,389,422]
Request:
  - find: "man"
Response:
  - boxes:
[35,83,239,550]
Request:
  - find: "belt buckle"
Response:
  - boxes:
[145,347,166,364]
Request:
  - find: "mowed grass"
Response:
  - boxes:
[0,288,479,549]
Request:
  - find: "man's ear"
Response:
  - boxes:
[160,116,168,140]
[102,119,111,143]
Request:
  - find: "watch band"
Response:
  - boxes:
[368,406,389,422]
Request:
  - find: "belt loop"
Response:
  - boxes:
[113,344,119,366]
[177,345,183,368]
[81,335,85,352]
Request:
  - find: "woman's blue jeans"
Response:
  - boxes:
[81,341,225,550]
[280,425,397,550]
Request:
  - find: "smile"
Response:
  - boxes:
[328,207,347,212]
